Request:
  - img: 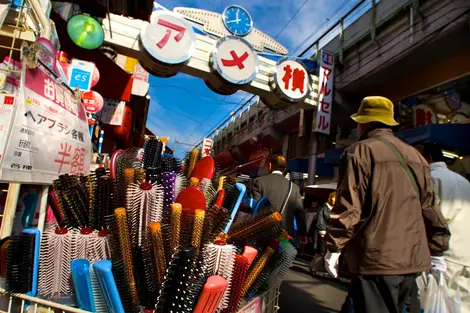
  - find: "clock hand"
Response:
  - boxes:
[236,9,240,24]
[225,19,241,23]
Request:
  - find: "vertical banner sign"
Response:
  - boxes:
[202,138,213,157]
[315,50,335,135]
[68,59,95,92]
[98,99,125,126]
[0,64,92,183]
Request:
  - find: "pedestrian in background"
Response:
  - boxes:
[420,143,470,313]
[251,155,308,244]
[309,191,339,275]
[324,96,450,313]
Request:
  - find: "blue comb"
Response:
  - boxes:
[224,183,246,233]
[23,228,40,297]
[252,197,271,216]
[71,259,95,312]
[93,260,125,313]
[22,193,39,229]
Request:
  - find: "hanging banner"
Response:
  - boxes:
[98,99,125,126]
[201,137,213,157]
[0,64,92,184]
[315,50,335,135]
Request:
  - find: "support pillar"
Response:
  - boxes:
[282,134,289,158]
[307,133,318,186]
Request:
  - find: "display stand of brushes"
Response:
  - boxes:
[2,143,297,313]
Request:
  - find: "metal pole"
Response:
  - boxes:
[307,133,318,186]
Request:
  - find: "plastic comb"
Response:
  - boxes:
[193,275,228,313]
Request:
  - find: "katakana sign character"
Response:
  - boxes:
[204,147,210,156]
[292,68,306,93]
[78,132,84,142]
[156,19,186,49]
[221,50,249,70]
[25,111,36,122]
[37,114,47,124]
[48,118,56,129]
[319,99,331,114]
[319,66,332,97]
[70,147,85,174]
[55,142,71,173]
[57,122,64,133]
[44,78,55,101]
[65,125,70,135]
[72,129,78,140]
[318,115,329,131]
[282,65,292,90]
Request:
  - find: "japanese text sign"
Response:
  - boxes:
[201,138,213,157]
[274,59,310,102]
[211,36,259,85]
[315,50,335,135]
[238,296,262,313]
[0,94,16,165]
[98,99,125,126]
[0,64,92,184]
[413,104,437,127]
[68,59,95,92]
[140,11,197,65]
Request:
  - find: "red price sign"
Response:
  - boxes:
[81,91,104,113]
[238,297,262,313]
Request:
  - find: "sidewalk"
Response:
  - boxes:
[279,258,348,313]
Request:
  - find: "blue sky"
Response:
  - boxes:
[148,0,358,158]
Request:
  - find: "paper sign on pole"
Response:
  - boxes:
[68,59,95,92]
[238,296,262,313]
[98,99,126,126]
[201,137,213,157]
[0,65,92,184]
[315,50,335,135]
[0,94,17,164]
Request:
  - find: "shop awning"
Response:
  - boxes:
[287,157,335,177]
[395,124,470,155]
[325,124,470,164]
[51,12,134,102]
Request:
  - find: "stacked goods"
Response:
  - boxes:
[2,139,297,313]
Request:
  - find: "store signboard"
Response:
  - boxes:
[68,59,95,92]
[211,36,259,86]
[273,58,311,102]
[0,65,92,184]
[238,296,262,313]
[201,137,213,157]
[413,104,437,127]
[98,99,125,126]
[315,50,335,135]
[140,11,197,66]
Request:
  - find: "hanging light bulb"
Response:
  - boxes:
[67,14,104,50]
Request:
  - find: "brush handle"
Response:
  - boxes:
[193,275,228,313]
[71,259,95,312]
[149,222,166,285]
[221,255,249,313]
[114,208,140,307]
[192,210,205,251]
[217,176,226,191]
[93,260,125,313]
[170,204,182,252]
[241,247,275,298]
[223,183,246,233]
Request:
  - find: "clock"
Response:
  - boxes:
[222,5,253,36]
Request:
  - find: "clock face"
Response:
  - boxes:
[222,5,253,36]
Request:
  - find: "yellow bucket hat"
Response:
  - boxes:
[351,96,399,126]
